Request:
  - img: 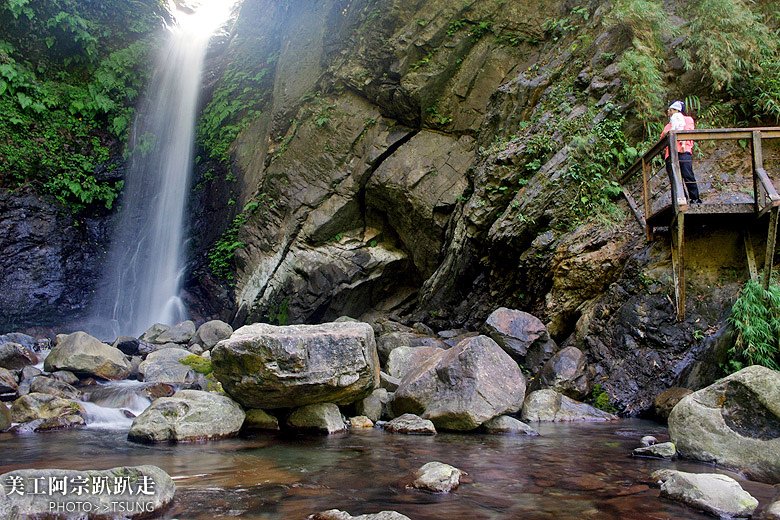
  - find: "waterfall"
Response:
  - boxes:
[89,1,235,339]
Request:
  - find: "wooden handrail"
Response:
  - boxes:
[756,168,780,203]
[623,126,780,182]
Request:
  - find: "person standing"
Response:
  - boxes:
[661,100,700,203]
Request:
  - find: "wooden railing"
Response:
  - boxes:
[622,127,780,320]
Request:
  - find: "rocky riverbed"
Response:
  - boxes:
[1,309,780,518]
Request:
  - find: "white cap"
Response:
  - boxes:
[668,101,684,112]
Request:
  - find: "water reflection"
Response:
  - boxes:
[0,420,774,519]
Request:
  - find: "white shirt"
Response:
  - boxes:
[670,112,685,131]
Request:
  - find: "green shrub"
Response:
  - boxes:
[679,0,776,91]
[590,384,618,413]
[726,280,780,373]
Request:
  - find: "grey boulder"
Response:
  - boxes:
[128,390,245,443]
[668,365,780,483]
[0,367,18,394]
[384,413,436,435]
[10,392,85,426]
[652,469,758,519]
[633,442,676,459]
[29,376,82,400]
[521,389,618,422]
[386,346,443,380]
[0,402,10,431]
[212,322,379,409]
[392,335,526,430]
[193,320,233,350]
[482,415,539,435]
[309,510,410,520]
[482,307,557,369]
[0,342,38,370]
[44,332,130,380]
[410,461,464,493]
[287,403,346,434]
[538,346,591,399]
[154,320,196,344]
[138,348,198,385]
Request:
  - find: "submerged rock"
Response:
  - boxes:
[384,414,436,435]
[287,403,346,434]
[128,390,245,443]
[0,342,38,370]
[212,322,379,409]
[392,335,525,430]
[668,365,780,483]
[521,389,618,422]
[0,465,175,518]
[652,469,758,518]
[309,510,410,520]
[44,331,131,380]
[410,461,464,493]
[633,442,676,459]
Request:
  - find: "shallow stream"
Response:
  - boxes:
[1,419,775,519]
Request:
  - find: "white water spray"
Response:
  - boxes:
[90,1,235,338]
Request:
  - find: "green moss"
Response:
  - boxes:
[590,384,618,413]
[179,355,213,375]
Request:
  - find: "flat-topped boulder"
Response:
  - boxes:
[138,348,198,385]
[668,365,780,483]
[391,335,526,430]
[10,392,85,427]
[44,331,131,380]
[128,390,245,443]
[212,322,379,409]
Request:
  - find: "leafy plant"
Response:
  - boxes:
[726,280,780,373]
[590,384,618,413]
[208,199,263,282]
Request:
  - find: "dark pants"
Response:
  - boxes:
[666,152,699,201]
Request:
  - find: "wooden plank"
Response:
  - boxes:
[764,206,779,289]
[744,230,758,281]
[671,213,685,321]
[642,159,651,240]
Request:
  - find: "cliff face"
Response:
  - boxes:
[184,0,769,414]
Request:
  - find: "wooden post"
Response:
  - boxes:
[668,133,688,212]
[671,213,685,321]
[764,206,779,289]
[753,131,766,211]
[744,230,758,281]
[642,158,651,240]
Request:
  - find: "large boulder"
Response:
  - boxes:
[193,320,233,350]
[392,335,526,430]
[128,390,245,443]
[521,389,618,422]
[482,308,557,370]
[138,348,198,385]
[652,469,758,519]
[212,322,379,409]
[384,413,436,435]
[654,387,693,421]
[0,465,175,518]
[44,332,131,380]
[29,376,82,400]
[154,320,196,344]
[287,403,346,434]
[668,365,780,483]
[386,346,443,380]
[538,346,591,400]
[0,342,38,370]
[10,392,85,425]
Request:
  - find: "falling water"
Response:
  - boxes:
[90,1,235,338]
